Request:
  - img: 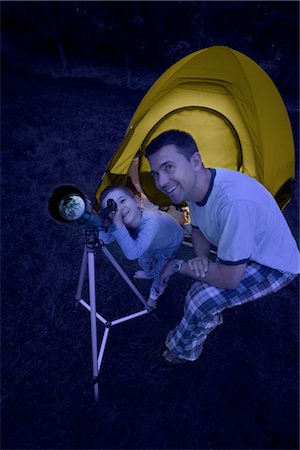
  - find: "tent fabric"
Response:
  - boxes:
[95,46,294,210]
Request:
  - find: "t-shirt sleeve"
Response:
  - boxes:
[217,200,257,265]
[112,219,158,260]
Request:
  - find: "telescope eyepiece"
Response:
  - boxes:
[107,198,117,212]
[98,198,117,220]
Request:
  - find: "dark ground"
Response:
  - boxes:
[1,58,299,450]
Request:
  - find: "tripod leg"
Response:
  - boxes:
[98,327,110,371]
[101,246,148,308]
[75,247,88,302]
[87,250,99,402]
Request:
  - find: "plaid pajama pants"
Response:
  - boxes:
[166,261,296,361]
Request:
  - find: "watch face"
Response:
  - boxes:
[175,260,183,272]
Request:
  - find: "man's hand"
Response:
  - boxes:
[187,256,209,278]
[159,259,178,288]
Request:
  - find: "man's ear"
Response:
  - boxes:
[191,152,202,171]
[135,195,141,207]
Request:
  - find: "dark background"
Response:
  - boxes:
[1,1,299,449]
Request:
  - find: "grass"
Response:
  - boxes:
[1,58,299,450]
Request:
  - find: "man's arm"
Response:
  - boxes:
[160,257,246,290]
[190,226,246,288]
[179,259,247,290]
[191,226,211,257]
[160,226,246,290]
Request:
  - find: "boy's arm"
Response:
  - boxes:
[112,215,157,260]
[98,225,115,245]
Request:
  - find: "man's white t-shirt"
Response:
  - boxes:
[189,168,299,274]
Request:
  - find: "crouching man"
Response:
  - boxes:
[145,130,300,364]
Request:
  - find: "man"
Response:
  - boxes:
[145,130,299,364]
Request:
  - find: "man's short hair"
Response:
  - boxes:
[99,185,135,209]
[144,130,198,160]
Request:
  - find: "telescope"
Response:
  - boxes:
[48,184,151,402]
[48,184,117,229]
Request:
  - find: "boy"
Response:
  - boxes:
[99,186,183,309]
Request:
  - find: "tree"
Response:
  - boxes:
[1,1,69,71]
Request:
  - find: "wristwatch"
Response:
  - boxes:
[174,259,184,273]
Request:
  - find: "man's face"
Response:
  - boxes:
[148,144,199,204]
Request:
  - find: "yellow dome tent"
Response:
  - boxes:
[95,46,295,210]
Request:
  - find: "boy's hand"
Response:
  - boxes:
[110,208,124,229]
[187,256,209,278]
[159,259,178,287]
[103,217,112,229]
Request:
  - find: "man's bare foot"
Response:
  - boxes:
[162,349,188,364]
[133,270,152,280]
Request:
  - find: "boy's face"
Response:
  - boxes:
[102,189,141,228]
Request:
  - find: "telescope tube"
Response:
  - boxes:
[48,185,116,229]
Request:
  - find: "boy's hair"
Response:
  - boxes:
[144,130,199,160]
[99,185,135,208]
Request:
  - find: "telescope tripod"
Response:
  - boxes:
[75,228,150,402]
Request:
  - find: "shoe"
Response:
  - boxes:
[162,349,188,365]
[146,285,166,311]
[147,297,158,310]
[149,285,166,300]
[133,270,153,280]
